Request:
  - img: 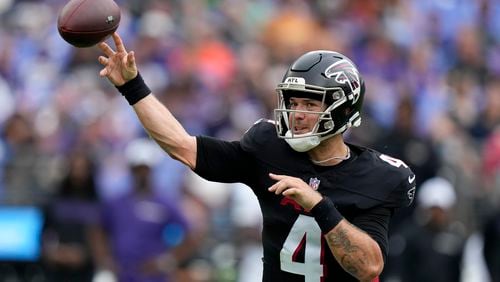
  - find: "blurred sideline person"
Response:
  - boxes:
[483,208,500,282]
[398,177,466,282]
[94,138,193,282]
[375,96,440,281]
[96,33,416,282]
[42,150,102,282]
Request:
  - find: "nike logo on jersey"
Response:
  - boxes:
[408,174,416,184]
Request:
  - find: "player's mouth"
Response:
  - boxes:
[292,127,310,135]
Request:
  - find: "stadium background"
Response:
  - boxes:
[0,0,498,281]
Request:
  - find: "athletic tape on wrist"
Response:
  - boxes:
[310,197,343,233]
[115,73,151,105]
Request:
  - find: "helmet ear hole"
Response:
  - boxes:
[324,120,334,130]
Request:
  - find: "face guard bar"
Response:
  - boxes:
[273,82,347,139]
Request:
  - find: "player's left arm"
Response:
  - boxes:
[322,217,384,282]
[268,173,383,282]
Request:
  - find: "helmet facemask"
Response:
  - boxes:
[274,80,350,152]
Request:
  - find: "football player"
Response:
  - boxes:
[97,33,416,282]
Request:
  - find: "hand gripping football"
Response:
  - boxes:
[57,0,121,48]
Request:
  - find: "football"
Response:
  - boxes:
[57,0,121,48]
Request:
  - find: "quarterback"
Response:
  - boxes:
[97,33,416,282]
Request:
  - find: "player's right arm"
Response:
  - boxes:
[132,95,197,169]
[97,33,197,169]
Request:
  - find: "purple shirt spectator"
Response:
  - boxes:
[102,191,188,282]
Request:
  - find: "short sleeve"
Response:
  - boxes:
[351,206,393,262]
[194,136,254,184]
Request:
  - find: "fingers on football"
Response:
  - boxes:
[98,42,115,56]
[121,51,135,69]
[113,33,127,53]
[127,51,135,68]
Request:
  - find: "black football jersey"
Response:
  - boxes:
[194,119,416,282]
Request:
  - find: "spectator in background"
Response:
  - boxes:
[398,177,466,282]
[376,95,440,281]
[471,78,500,142]
[483,207,500,282]
[230,185,263,282]
[481,126,500,282]
[42,149,102,282]
[482,126,500,201]
[373,95,439,188]
[97,138,193,282]
[1,113,56,205]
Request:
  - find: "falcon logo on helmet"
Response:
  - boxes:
[324,60,361,103]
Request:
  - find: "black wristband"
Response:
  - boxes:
[310,197,343,233]
[115,73,151,105]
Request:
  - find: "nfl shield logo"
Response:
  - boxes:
[308,177,321,190]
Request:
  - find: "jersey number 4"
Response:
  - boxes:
[379,154,408,168]
[280,215,324,282]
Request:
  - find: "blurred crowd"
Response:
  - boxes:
[0,0,499,281]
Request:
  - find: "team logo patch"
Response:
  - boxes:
[308,177,321,190]
[324,59,361,103]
